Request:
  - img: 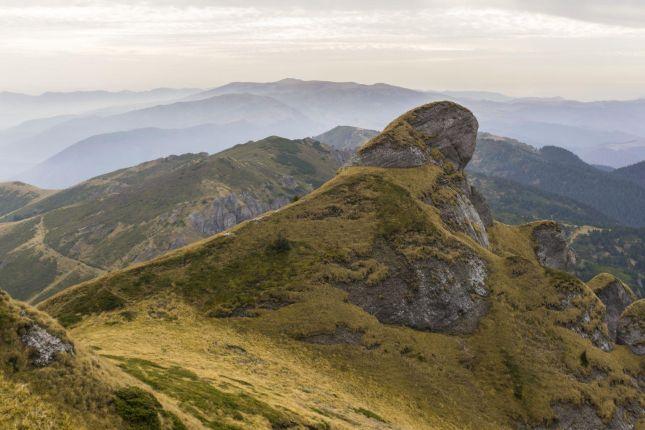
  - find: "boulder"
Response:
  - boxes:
[587,273,636,340]
[352,101,478,169]
[532,222,575,271]
[20,324,74,366]
[616,300,644,355]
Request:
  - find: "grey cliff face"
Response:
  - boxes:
[594,279,636,340]
[532,222,576,271]
[404,101,479,170]
[616,300,644,355]
[188,191,289,236]
[352,101,479,170]
[341,248,489,335]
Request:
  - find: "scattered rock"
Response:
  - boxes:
[616,300,644,355]
[20,324,74,366]
[532,222,575,271]
[588,273,636,340]
[523,401,642,430]
[352,101,478,169]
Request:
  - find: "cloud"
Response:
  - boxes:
[0,0,643,98]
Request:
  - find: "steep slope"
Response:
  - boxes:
[572,226,645,298]
[0,137,344,303]
[612,160,645,189]
[0,291,192,429]
[469,173,617,227]
[468,134,645,227]
[6,93,318,169]
[0,182,52,218]
[40,103,643,429]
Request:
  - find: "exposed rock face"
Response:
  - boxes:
[188,192,289,236]
[469,185,493,228]
[436,189,490,248]
[588,274,636,340]
[20,324,74,366]
[353,101,478,169]
[525,402,642,430]
[341,249,489,334]
[616,300,644,355]
[532,222,575,271]
[549,274,613,351]
[353,101,492,249]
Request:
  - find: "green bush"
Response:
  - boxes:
[114,386,162,430]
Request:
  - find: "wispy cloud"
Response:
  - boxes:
[1,1,644,98]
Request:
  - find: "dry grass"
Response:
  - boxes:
[38,163,644,429]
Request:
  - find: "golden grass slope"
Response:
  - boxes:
[39,158,644,429]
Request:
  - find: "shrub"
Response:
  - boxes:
[114,386,162,430]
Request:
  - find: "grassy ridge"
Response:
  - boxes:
[0,137,344,302]
[41,161,643,429]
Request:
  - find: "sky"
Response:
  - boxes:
[1,0,645,100]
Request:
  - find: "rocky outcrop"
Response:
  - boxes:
[353,101,492,248]
[352,101,478,169]
[588,273,636,340]
[188,192,289,236]
[469,185,493,228]
[532,222,575,271]
[20,323,74,366]
[341,249,489,334]
[616,300,644,355]
[436,188,490,248]
[525,401,642,430]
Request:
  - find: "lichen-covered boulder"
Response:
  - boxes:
[20,324,74,366]
[532,221,575,271]
[587,273,636,340]
[352,101,478,169]
[616,300,645,355]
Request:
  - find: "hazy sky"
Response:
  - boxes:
[2,0,645,100]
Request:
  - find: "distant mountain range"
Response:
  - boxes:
[0,88,201,129]
[3,79,644,187]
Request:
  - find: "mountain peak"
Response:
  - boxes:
[353,101,478,169]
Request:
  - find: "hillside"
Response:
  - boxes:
[469,173,617,227]
[39,103,643,429]
[0,137,344,303]
[0,182,51,217]
[314,125,379,150]
[0,290,194,429]
[467,134,645,227]
[612,161,645,189]
[572,226,645,298]
[16,121,296,189]
[4,93,318,172]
